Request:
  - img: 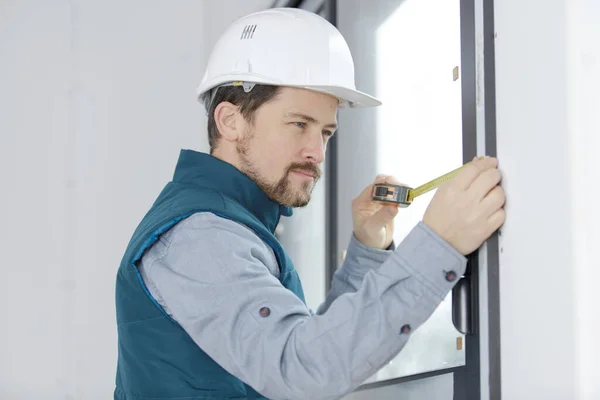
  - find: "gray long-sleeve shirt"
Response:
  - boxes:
[138,212,467,400]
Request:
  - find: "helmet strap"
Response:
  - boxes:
[204,81,256,113]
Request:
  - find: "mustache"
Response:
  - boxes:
[287,162,322,179]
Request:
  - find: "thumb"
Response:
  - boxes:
[364,204,398,231]
[354,174,389,203]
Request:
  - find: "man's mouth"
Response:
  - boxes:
[291,169,316,178]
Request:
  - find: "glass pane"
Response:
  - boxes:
[370,0,465,383]
[337,0,466,384]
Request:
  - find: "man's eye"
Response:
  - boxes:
[294,122,306,129]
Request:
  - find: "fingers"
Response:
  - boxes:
[469,168,503,201]
[374,174,406,187]
[382,175,407,187]
[374,174,387,184]
[479,185,506,218]
[486,208,506,236]
[365,204,399,230]
[453,157,499,190]
[354,178,380,203]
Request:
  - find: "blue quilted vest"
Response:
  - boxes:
[114,150,306,400]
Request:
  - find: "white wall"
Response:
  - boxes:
[494,0,600,398]
[0,1,271,398]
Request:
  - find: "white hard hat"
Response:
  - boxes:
[196,7,381,109]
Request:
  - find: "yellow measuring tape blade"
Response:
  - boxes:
[406,157,484,202]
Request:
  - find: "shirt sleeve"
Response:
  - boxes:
[139,212,467,400]
[315,234,396,315]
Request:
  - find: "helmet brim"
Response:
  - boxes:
[197,78,382,109]
[298,85,382,108]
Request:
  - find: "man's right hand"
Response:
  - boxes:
[422,156,506,255]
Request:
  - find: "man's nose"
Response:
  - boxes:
[303,132,326,164]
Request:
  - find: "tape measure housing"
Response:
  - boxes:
[371,183,413,207]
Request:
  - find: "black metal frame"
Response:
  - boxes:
[270,0,326,14]
[451,0,481,396]
[322,0,337,294]
[482,0,501,396]
[270,0,304,7]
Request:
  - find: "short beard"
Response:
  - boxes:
[237,133,321,208]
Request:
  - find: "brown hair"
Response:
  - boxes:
[207,84,281,153]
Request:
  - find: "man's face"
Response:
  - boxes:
[238,87,338,207]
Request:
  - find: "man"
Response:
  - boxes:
[114,7,505,400]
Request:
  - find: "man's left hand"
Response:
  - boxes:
[351,175,403,250]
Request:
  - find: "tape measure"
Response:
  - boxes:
[371,157,484,207]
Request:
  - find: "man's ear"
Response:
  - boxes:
[214,102,245,143]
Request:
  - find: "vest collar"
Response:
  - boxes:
[172,149,293,232]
